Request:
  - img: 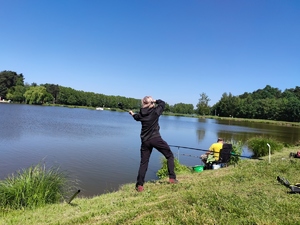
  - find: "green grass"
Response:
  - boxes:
[248,137,285,157]
[156,158,192,179]
[0,163,70,210]
[206,116,300,128]
[1,147,300,224]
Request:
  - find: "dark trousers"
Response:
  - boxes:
[136,136,176,187]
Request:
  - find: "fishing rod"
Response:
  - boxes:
[181,154,201,159]
[181,153,262,160]
[170,145,263,160]
[67,189,81,204]
[169,145,209,152]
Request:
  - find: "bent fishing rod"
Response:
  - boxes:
[169,145,263,160]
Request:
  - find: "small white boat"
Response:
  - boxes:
[0,99,11,103]
[96,107,104,111]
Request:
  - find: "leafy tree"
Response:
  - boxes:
[196,92,210,115]
[0,70,24,99]
[251,85,281,99]
[254,98,280,120]
[56,86,75,105]
[24,86,53,104]
[164,102,170,112]
[279,97,300,122]
[215,92,238,117]
[277,98,290,121]
[6,85,27,102]
[41,84,60,103]
[283,86,300,100]
[173,103,194,114]
[281,89,296,99]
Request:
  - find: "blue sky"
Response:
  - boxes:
[1,0,299,107]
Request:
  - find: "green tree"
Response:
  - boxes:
[6,85,27,102]
[251,85,281,99]
[42,84,60,103]
[254,98,280,120]
[24,86,53,104]
[0,70,24,99]
[173,103,194,114]
[278,97,300,122]
[196,92,210,115]
[214,92,238,117]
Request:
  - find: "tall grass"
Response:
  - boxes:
[247,137,284,157]
[229,140,243,165]
[0,163,69,210]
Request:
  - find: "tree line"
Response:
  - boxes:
[0,71,141,110]
[1,70,299,122]
[196,85,300,122]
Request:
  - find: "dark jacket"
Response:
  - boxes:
[133,99,165,142]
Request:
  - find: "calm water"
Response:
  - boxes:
[1,104,300,197]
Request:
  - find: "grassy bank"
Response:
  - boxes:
[1,147,300,225]
[202,115,300,127]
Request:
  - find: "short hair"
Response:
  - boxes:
[217,138,223,142]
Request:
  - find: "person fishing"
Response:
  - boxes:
[129,96,178,192]
[201,138,224,166]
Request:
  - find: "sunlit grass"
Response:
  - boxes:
[1,147,300,224]
[0,163,69,210]
[248,137,284,157]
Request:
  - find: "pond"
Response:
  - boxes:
[1,103,299,197]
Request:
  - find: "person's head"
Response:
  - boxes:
[142,96,155,108]
[217,138,223,143]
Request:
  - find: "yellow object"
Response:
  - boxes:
[209,143,223,161]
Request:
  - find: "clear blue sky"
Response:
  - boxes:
[1,0,299,107]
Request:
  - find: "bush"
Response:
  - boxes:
[247,137,284,157]
[0,163,70,210]
[156,158,191,179]
[229,140,243,165]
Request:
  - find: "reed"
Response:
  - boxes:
[247,137,284,157]
[0,163,69,210]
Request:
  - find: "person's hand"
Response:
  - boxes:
[129,110,134,116]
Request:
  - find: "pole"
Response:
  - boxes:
[68,190,80,204]
[267,143,271,163]
[181,153,263,160]
[169,145,209,152]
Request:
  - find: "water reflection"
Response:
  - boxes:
[215,118,300,144]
